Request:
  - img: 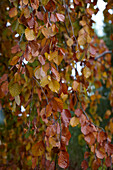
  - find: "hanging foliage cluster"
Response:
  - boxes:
[0,0,113,169]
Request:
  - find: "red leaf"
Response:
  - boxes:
[81,160,88,170]
[58,151,69,169]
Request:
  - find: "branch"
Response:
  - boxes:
[95,51,112,60]
[33,76,49,104]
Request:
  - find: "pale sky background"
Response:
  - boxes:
[92,0,107,36]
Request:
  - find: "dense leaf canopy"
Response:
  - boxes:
[0,0,113,169]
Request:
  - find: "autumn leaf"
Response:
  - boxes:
[9,83,21,97]
[32,141,45,156]
[58,151,69,169]
[83,66,91,79]
[9,7,17,18]
[72,81,79,91]
[70,116,79,127]
[25,28,36,41]
[10,56,19,65]
[56,13,65,22]
[42,27,56,38]
[66,38,74,47]
[84,133,95,145]
[48,79,60,93]
[15,95,20,106]
[81,160,88,170]
[45,51,58,61]
[61,109,71,127]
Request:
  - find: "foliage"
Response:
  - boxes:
[0,0,113,169]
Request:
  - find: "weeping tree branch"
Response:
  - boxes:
[33,76,49,104]
[95,51,112,60]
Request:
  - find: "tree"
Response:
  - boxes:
[0,0,113,169]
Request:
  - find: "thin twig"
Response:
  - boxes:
[95,51,112,60]
[33,76,49,104]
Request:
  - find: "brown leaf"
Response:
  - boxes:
[0,74,8,84]
[1,81,8,95]
[9,7,17,18]
[32,141,45,156]
[61,109,71,127]
[10,56,19,65]
[84,133,95,145]
[72,81,79,91]
[51,66,60,82]
[96,149,106,159]
[58,151,69,169]
[51,97,63,112]
[81,160,88,170]
[97,131,107,144]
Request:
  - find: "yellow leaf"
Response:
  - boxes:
[61,92,68,102]
[48,79,60,93]
[78,35,87,46]
[40,76,49,87]
[70,117,79,127]
[25,28,36,41]
[66,38,74,47]
[9,83,21,97]
[53,55,63,65]
[45,51,58,61]
[83,66,91,79]
[26,143,31,151]
[15,95,20,105]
